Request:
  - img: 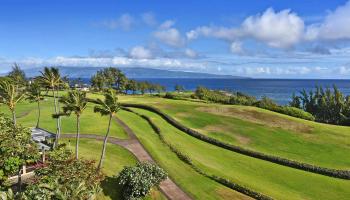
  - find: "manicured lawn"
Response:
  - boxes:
[118,110,251,200]
[118,95,350,170]
[128,107,350,200]
[0,97,128,139]
[60,138,165,200]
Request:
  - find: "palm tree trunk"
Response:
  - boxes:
[36,100,41,128]
[97,114,112,170]
[12,109,16,125]
[53,88,60,148]
[56,89,62,145]
[75,115,80,159]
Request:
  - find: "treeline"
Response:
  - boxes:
[290,86,350,125]
[90,67,166,94]
[192,86,315,121]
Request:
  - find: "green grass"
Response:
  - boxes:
[60,139,165,200]
[117,110,251,200]
[118,95,350,170]
[0,97,128,139]
[128,107,350,200]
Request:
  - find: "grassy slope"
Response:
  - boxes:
[117,110,252,200]
[118,95,350,170]
[130,108,350,200]
[0,97,128,139]
[60,138,165,200]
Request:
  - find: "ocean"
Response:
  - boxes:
[134,78,350,105]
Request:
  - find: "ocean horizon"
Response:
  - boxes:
[78,78,350,105]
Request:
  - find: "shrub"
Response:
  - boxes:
[23,145,104,199]
[117,162,167,200]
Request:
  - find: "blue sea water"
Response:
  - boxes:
[134,78,350,105]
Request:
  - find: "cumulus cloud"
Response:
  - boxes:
[102,13,134,30]
[305,1,350,41]
[141,12,157,26]
[154,20,186,47]
[129,46,153,59]
[186,8,304,49]
[242,8,304,48]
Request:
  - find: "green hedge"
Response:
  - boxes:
[121,103,350,180]
[122,107,273,200]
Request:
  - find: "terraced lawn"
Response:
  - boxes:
[126,107,350,200]
[117,110,251,200]
[119,95,350,170]
[60,138,165,200]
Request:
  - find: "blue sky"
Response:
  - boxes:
[1,0,350,78]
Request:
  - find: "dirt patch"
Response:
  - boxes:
[216,187,253,200]
[201,124,231,133]
[197,106,313,133]
[234,134,251,145]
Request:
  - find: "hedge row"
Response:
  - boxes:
[121,103,350,180]
[122,107,273,200]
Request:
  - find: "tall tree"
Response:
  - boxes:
[0,78,25,125]
[60,90,88,159]
[26,80,43,128]
[7,63,26,86]
[94,90,120,170]
[37,67,63,147]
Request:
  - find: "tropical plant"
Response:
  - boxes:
[94,90,121,170]
[23,145,103,200]
[7,63,26,87]
[0,114,39,189]
[291,85,350,124]
[26,81,44,128]
[117,162,167,200]
[174,84,184,93]
[37,67,63,147]
[59,90,88,159]
[0,79,25,125]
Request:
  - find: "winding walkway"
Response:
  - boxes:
[60,116,192,200]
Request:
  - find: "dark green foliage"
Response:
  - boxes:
[174,84,185,93]
[291,86,350,125]
[117,162,167,200]
[255,96,315,121]
[23,145,104,199]
[0,114,39,188]
[122,103,350,180]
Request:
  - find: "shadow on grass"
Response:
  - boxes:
[100,176,123,200]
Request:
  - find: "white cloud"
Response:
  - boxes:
[242,8,304,48]
[154,21,185,47]
[102,13,134,30]
[184,49,198,58]
[186,8,304,49]
[305,1,350,41]
[230,41,244,54]
[159,20,176,29]
[129,46,153,59]
[141,12,157,26]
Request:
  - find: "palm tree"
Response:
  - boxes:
[94,90,120,170]
[26,80,44,128]
[0,78,25,125]
[37,67,63,147]
[60,90,88,159]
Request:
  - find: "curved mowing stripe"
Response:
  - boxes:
[121,103,350,180]
[123,107,273,200]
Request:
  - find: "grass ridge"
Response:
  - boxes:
[121,103,350,180]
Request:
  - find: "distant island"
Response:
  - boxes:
[8,66,248,79]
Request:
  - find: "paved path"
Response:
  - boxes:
[60,116,192,200]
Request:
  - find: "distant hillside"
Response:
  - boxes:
[11,67,248,79]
